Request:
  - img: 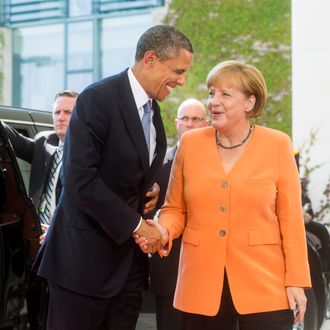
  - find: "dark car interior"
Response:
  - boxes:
[0,122,41,329]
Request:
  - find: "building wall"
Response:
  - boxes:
[9,14,156,111]
[0,0,164,111]
[292,0,330,222]
[0,27,12,105]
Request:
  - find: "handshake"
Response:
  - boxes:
[133,219,169,254]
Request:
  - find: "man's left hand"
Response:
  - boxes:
[143,183,160,214]
[39,223,49,245]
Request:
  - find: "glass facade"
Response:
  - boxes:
[1,0,164,109]
[101,14,152,77]
[66,20,93,93]
[69,0,92,17]
[13,24,64,109]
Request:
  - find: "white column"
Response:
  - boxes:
[292,0,330,222]
[0,27,12,105]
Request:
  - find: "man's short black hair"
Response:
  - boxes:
[135,25,193,62]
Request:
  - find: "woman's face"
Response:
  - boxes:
[207,79,255,131]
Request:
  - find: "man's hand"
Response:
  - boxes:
[143,183,160,214]
[39,223,49,245]
[134,220,168,254]
[134,219,163,253]
[286,286,307,324]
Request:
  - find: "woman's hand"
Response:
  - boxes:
[286,286,307,324]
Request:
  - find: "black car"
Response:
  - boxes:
[0,106,329,330]
[304,224,330,330]
[0,121,41,329]
[0,106,52,329]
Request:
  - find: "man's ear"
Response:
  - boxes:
[144,50,157,66]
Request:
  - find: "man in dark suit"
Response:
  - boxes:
[4,90,160,329]
[3,90,78,215]
[149,98,208,330]
[36,25,193,330]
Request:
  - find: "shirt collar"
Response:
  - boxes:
[127,68,150,109]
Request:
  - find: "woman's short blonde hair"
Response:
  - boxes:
[206,60,267,118]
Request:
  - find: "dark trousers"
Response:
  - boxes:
[45,248,147,330]
[26,273,49,330]
[182,273,294,330]
[154,293,182,330]
[46,282,143,330]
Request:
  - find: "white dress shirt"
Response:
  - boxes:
[128,69,159,232]
[127,68,156,166]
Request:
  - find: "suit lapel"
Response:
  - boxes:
[117,70,150,173]
[148,100,167,183]
[117,70,166,181]
[164,145,177,164]
[44,141,57,174]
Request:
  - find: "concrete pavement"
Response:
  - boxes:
[136,313,156,330]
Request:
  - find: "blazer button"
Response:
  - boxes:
[221,180,229,188]
[219,204,227,212]
[219,230,226,237]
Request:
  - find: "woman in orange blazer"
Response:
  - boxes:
[138,60,311,330]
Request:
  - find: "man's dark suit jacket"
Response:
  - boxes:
[149,145,182,296]
[3,123,60,208]
[37,69,167,298]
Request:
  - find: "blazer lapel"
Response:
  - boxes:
[117,70,149,172]
[148,100,167,184]
[164,145,177,164]
[44,142,57,174]
[116,70,166,181]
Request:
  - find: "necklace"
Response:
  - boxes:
[216,125,254,149]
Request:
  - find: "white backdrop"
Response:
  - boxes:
[292,0,330,222]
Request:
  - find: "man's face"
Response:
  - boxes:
[145,49,193,101]
[175,103,208,140]
[52,96,76,142]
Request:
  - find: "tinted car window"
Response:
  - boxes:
[0,106,53,191]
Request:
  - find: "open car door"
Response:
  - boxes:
[0,122,41,328]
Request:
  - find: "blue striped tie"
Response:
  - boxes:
[38,146,63,225]
[142,100,152,151]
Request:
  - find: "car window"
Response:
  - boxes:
[0,106,53,192]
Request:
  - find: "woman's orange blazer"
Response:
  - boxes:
[159,125,311,316]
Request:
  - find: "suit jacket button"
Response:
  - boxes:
[219,230,226,237]
[221,180,229,188]
[219,204,227,212]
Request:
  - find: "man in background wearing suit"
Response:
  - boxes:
[150,98,208,330]
[3,90,78,218]
[36,25,193,330]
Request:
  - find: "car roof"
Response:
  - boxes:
[0,105,53,137]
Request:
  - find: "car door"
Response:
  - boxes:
[0,122,41,327]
